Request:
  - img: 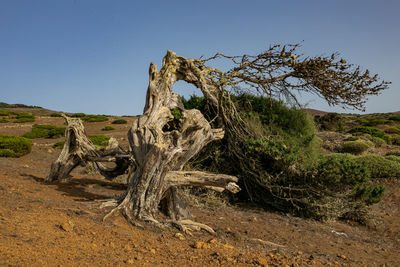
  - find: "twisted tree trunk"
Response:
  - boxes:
[47,51,240,232]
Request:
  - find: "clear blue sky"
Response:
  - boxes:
[0,0,399,115]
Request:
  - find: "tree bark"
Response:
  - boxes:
[47,51,240,231]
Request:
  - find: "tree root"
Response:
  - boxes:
[169,219,215,235]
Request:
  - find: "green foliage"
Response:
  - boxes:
[386,150,400,156]
[0,102,41,108]
[356,117,389,126]
[385,126,400,135]
[355,154,400,179]
[111,119,128,124]
[88,135,110,148]
[102,125,115,131]
[170,108,183,120]
[81,115,108,122]
[0,118,9,123]
[386,155,400,163]
[70,113,86,118]
[0,110,14,116]
[182,95,207,110]
[341,141,369,155]
[391,135,400,145]
[14,117,35,123]
[388,115,400,121]
[0,134,32,157]
[370,136,385,147]
[349,126,390,142]
[344,136,359,141]
[314,113,344,131]
[22,124,65,139]
[53,141,65,149]
[49,113,62,117]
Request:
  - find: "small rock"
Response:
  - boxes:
[208,239,217,244]
[222,244,234,250]
[150,248,156,254]
[255,256,268,267]
[194,241,210,249]
[174,233,185,240]
[126,259,134,264]
[252,217,258,222]
[60,220,74,232]
[226,227,231,232]
[297,251,303,255]
[124,245,132,251]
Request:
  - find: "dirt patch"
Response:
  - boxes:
[0,115,399,266]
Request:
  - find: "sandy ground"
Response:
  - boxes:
[0,111,399,266]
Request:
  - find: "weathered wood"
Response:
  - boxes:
[46,50,241,232]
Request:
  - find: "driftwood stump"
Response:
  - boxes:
[47,51,240,232]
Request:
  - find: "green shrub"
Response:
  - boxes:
[14,117,35,123]
[170,108,183,120]
[82,115,108,122]
[385,127,400,135]
[0,134,32,157]
[88,135,110,148]
[341,141,369,155]
[344,136,359,141]
[386,150,400,156]
[49,113,62,117]
[53,141,65,149]
[15,112,35,119]
[356,154,400,179]
[349,126,390,142]
[111,119,128,124]
[386,155,400,163]
[356,117,389,126]
[314,113,344,131]
[392,135,400,146]
[370,136,385,147]
[388,115,400,121]
[70,113,86,118]
[22,124,65,139]
[0,118,9,123]
[0,110,14,116]
[102,125,115,131]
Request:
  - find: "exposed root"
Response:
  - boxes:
[98,198,119,209]
[102,206,122,222]
[169,219,215,235]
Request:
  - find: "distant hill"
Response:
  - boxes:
[0,102,42,109]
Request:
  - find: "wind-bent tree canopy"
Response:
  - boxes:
[46,45,389,230]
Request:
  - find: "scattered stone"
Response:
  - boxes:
[174,233,185,240]
[124,244,133,251]
[150,249,156,254]
[226,227,231,232]
[252,217,258,222]
[194,241,210,249]
[338,254,347,260]
[255,256,269,266]
[208,239,217,244]
[60,220,74,232]
[222,244,234,250]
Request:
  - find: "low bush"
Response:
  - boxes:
[341,141,369,155]
[314,113,344,131]
[102,126,115,131]
[386,150,400,156]
[0,118,9,123]
[70,113,86,118]
[385,126,400,135]
[0,134,32,157]
[349,126,390,143]
[386,155,400,164]
[15,112,35,119]
[356,117,389,126]
[53,141,65,149]
[88,135,110,148]
[49,113,62,117]
[0,110,14,116]
[370,136,385,147]
[355,154,400,179]
[111,119,127,124]
[392,135,400,146]
[388,115,400,121]
[82,115,108,122]
[22,124,65,139]
[14,117,35,123]
[344,136,359,141]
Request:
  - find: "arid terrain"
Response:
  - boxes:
[1,108,399,266]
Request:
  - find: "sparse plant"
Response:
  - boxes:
[88,135,110,148]
[81,115,109,122]
[0,118,9,123]
[356,154,400,179]
[349,126,390,143]
[49,113,62,117]
[391,135,400,145]
[70,113,86,118]
[53,141,65,149]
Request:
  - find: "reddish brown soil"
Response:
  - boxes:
[1,111,399,266]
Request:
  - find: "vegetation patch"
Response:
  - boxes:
[0,118,9,123]
[388,115,400,121]
[356,117,390,126]
[53,141,65,149]
[88,135,110,148]
[111,119,128,124]
[81,115,108,122]
[49,113,62,117]
[22,124,65,139]
[392,135,400,146]
[314,113,344,131]
[0,110,15,116]
[341,141,369,155]
[70,113,86,118]
[0,134,32,157]
[13,112,36,123]
[102,125,115,131]
[355,154,400,179]
[349,126,390,143]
